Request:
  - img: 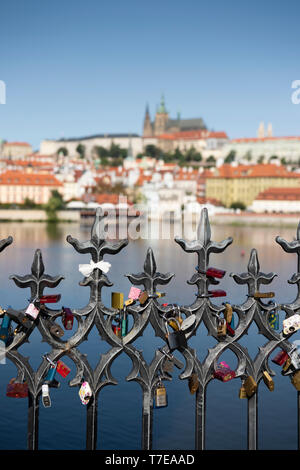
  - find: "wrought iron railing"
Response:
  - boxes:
[1,207,300,450]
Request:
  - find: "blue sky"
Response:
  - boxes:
[1,0,300,150]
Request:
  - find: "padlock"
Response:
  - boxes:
[159,348,184,370]
[0,313,12,344]
[125,299,134,306]
[112,324,122,338]
[272,350,289,366]
[42,384,51,408]
[165,317,187,351]
[268,309,279,330]
[217,318,227,339]
[111,292,124,310]
[162,357,174,374]
[196,266,226,279]
[25,303,40,320]
[62,307,74,330]
[50,323,64,338]
[128,287,141,300]
[282,357,292,374]
[79,381,92,405]
[283,314,300,335]
[188,373,199,394]
[156,292,166,298]
[6,378,28,398]
[208,290,226,298]
[262,371,274,391]
[226,321,235,337]
[244,376,257,397]
[5,308,33,331]
[213,362,236,382]
[291,370,300,391]
[290,350,300,370]
[154,381,167,408]
[45,365,57,383]
[39,294,61,304]
[139,291,149,305]
[253,292,275,299]
[121,308,128,337]
[223,303,233,324]
[206,267,226,279]
[239,384,247,399]
[180,314,196,333]
[56,360,71,378]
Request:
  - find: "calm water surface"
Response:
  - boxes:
[0,220,298,450]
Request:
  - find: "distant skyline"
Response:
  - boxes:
[1,0,300,150]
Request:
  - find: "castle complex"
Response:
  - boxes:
[143,95,207,137]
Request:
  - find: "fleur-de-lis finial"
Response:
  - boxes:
[67,207,128,262]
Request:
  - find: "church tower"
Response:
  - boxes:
[154,94,169,136]
[143,103,153,137]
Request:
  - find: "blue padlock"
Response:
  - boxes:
[0,314,12,345]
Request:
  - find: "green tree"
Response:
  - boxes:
[57,147,68,156]
[185,146,202,162]
[257,155,265,164]
[76,144,86,159]
[23,198,37,209]
[224,150,236,164]
[206,155,216,167]
[230,201,246,210]
[280,157,287,165]
[109,143,127,159]
[44,190,65,221]
[94,146,108,159]
[144,144,162,159]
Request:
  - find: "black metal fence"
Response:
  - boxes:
[1,207,300,450]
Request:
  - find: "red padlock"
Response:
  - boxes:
[62,307,74,330]
[226,322,235,337]
[213,362,236,382]
[6,378,28,398]
[56,360,71,378]
[39,294,61,304]
[206,267,226,279]
[208,290,227,298]
[272,350,289,366]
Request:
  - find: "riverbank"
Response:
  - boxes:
[0,209,299,228]
[0,209,80,222]
[210,212,300,228]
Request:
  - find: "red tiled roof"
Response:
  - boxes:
[256,187,300,201]
[89,193,120,205]
[3,142,31,147]
[4,159,54,168]
[207,164,300,179]
[0,171,62,186]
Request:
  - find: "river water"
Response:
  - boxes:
[0,220,299,450]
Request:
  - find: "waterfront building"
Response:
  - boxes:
[250,187,300,213]
[205,163,300,208]
[0,171,63,204]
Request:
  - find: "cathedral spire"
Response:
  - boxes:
[143,102,153,137]
[158,93,167,114]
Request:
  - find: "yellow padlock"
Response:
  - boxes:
[111,292,124,310]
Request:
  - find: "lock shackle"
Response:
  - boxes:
[165,316,181,333]
[159,348,173,361]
